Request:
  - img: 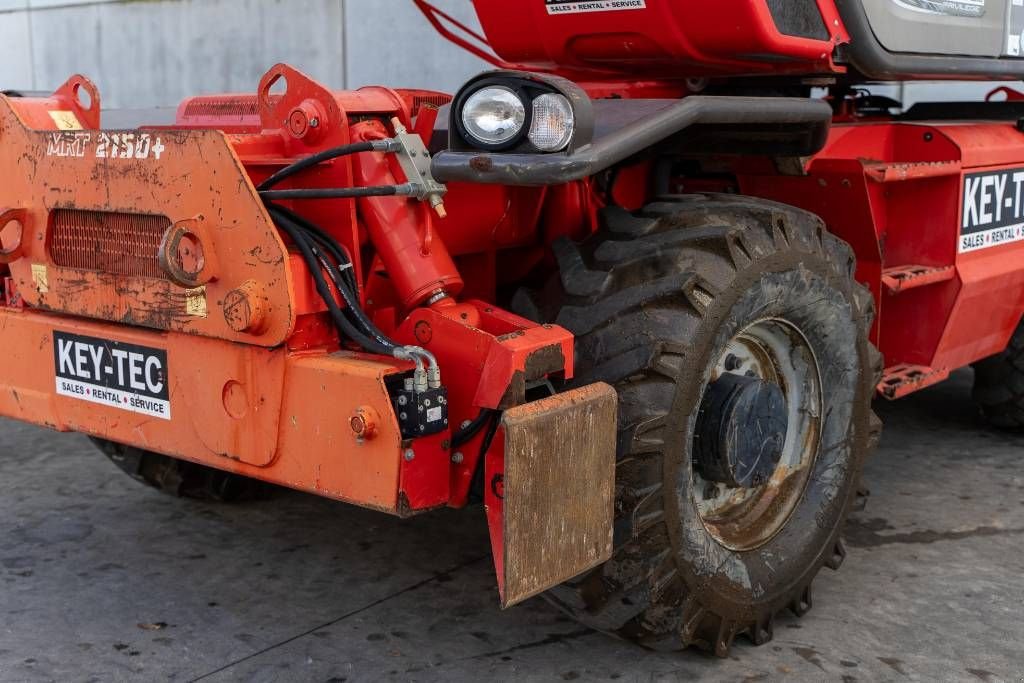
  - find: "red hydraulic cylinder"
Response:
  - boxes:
[350,120,463,309]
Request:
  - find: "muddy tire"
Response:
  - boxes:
[515,194,879,655]
[972,322,1024,429]
[90,438,269,502]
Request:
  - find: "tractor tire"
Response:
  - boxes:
[972,322,1024,429]
[515,194,880,656]
[90,438,269,502]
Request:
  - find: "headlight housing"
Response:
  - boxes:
[450,72,593,155]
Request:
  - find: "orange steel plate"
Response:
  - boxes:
[0,92,295,347]
[0,307,409,512]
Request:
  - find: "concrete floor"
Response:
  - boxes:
[0,371,1021,682]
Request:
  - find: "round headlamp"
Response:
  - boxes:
[460,86,527,147]
[528,93,575,152]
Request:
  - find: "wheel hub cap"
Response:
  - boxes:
[695,373,788,489]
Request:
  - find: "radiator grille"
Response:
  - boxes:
[49,209,171,279]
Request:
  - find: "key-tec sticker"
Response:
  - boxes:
[546,0,646,15]
[961,168,1024,253]
[54,331,171,420]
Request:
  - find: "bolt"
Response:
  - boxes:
[424,398,432,407]
[452,452,464,464]
[460,420,472,430]
[404,449,415,462]
[397,395,408,406]
[309,118,320,128]
[350,415,366,436]
[724,354,742,371]
[400,412,407,420]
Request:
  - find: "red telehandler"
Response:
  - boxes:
[2,0,1024,656]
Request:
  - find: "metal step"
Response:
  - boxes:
[864,160,961,183]
[881,265,956,294]
[878,364,950,400]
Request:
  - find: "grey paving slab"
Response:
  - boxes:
[0,371,1021,682]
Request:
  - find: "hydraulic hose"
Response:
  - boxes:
[451,408,495,449]
[257,140,396,191]
[267,207,439,392]
[267,204,360,306]
[266,205,401,354]
[260,185,403,201]
[271,212,391,355]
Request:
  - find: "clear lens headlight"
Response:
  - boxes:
[528,93,574,152]
[461,86,527,146]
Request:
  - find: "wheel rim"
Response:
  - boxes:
[692,318,823,551]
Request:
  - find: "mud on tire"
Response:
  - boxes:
[91,438,269,503]
[515,194,880,655]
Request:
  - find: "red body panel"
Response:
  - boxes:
[471,0,847,81]
[741,120,1024,390]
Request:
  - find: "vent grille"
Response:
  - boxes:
[181,94,282,119]
[397,89,454,114]
[49,209,171,279]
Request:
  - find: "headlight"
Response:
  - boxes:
[529,93,575,152]
[460,86,527,147]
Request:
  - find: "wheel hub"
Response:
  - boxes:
[695,373,788,489]
[691,318,823,551]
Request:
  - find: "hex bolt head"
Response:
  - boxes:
[460,420,472,430]
[397,395,408,406]
[451,452,464,464]
[404,449,415,462]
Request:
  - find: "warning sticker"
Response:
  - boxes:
[54,331,171,420]
[31,264,48,294]
[546,0,646,15]
[960,167,1024,253]
[185,287,208,318]
[48,110,83,131]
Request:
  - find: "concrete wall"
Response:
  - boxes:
[0,0,490,108]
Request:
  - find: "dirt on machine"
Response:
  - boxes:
[2,0,1024,657]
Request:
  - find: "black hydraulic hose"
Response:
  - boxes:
[451,408,495,450]
[266,204,398,352]
[272,212,390,355]
[313,247,397,354]
[257,141,378,191]
[259,186,400,201]
[266,203,358,295]
[306,230,359,294]
[469,410,503,502]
